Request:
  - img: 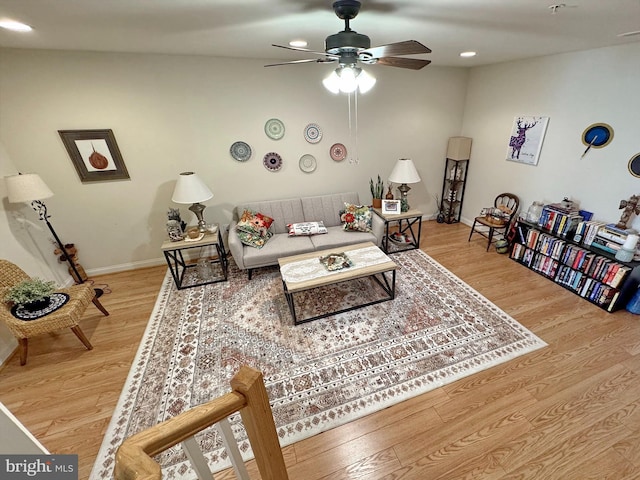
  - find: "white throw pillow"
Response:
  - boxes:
[287,221,328,236]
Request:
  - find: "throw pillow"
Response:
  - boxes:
[340,203,372,232]
[236,229,273,249]
[236,209,275,248]
[287,221,328,236]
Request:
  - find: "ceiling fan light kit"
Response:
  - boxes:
[267,0,431,95]
[323,65,376,94]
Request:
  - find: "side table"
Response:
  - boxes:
[161,224,228,289]
[373,208,423,254]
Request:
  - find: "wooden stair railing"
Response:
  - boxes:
[114,365,289,480]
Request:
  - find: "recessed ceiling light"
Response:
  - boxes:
[289,40,308,48]
[460,51,477,58]
[0,20,32,32]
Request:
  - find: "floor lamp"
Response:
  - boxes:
[4,173,109,315]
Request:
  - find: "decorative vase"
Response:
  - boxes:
[372,198,382,209]
[23,297,51,312]
[385,186,394,200]
[437,213,445,223]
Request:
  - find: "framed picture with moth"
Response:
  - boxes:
[58,129,130,183]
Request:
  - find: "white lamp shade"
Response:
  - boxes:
[4,173,54,203]
[388,158,421,184]
[171,172,213,204]
[322,70,341,94]
[357,69,376,94]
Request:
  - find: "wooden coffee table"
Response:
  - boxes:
[278,242,397,325]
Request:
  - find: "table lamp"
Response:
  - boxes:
[388,158,421,212]
[4,173,108,306]
[171,172,213,232]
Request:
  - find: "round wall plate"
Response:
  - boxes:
[304,123,322,143]
[330,143,347,161]
[230,141,252,162]
[299,154,317,173]
[628,153,640,178]
[582,123,614,148]
[263,152,283,172]
[265,118,285,140]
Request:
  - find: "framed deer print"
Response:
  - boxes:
[506,116,549,166]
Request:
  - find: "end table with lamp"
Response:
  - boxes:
[373,208,423,254]
[161,224,228,289]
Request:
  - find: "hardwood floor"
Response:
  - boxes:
[2,220,640,479]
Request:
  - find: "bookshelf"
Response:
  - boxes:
[439,157,469,224]
[511,218,639,312]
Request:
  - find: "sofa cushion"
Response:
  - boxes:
[242,234,314,268]
[309,226,378,250]
[236,209,274,236]
[301,192,361,227]
[235,209,275,248]
[237,198,305,235]
[287,221,328,236]
[341,203,372,232]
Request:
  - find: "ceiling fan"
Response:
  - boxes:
[265,0,432,72]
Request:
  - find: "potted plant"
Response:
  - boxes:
[4,277,57,311]
[370,175,384,209]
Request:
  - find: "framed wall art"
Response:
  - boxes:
[58,129,130,183]
[382,199,401,214]
[506,116,549,166]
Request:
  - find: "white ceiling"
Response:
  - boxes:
[0,0,639,67]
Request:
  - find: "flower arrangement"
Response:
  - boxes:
[4,278,57,306]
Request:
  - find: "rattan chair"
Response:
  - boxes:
[0,259,108,365]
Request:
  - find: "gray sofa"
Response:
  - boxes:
[228,192,384,276]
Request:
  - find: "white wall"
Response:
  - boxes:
[461,43,640,227]
[0,48,468,274]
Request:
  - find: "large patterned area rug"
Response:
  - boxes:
[91,249,546,479]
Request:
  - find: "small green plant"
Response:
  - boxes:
[369,175,384,199]
[4,278,57,305]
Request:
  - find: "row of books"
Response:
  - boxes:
[556,265,620,310]
[537,205,583,237]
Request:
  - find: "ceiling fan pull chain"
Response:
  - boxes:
[348,92,354,164]
[354,89,359,165]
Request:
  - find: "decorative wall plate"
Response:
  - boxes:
[265,118,285,140]
[628,153,640,178]
[299,154,317,173]
[229,141,252,162]
[582,123,614,149]
[304,123,322,144]
[330,143,347,161]
[263,152,283,172]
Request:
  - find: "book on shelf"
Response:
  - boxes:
[596,228,627,244]
[583,221,606,246]
[591,236,621,253]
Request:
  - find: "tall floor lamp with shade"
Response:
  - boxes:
[4,173,109,315]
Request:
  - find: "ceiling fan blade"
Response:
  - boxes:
[375,57,431,70]
[264,58,336,67]
[271,44,337,58]
[362,40,431,59]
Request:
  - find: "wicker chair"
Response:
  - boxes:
[468,193,520,251]
[0,259,108,365]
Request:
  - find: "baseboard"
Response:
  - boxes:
[85,257,167,277]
